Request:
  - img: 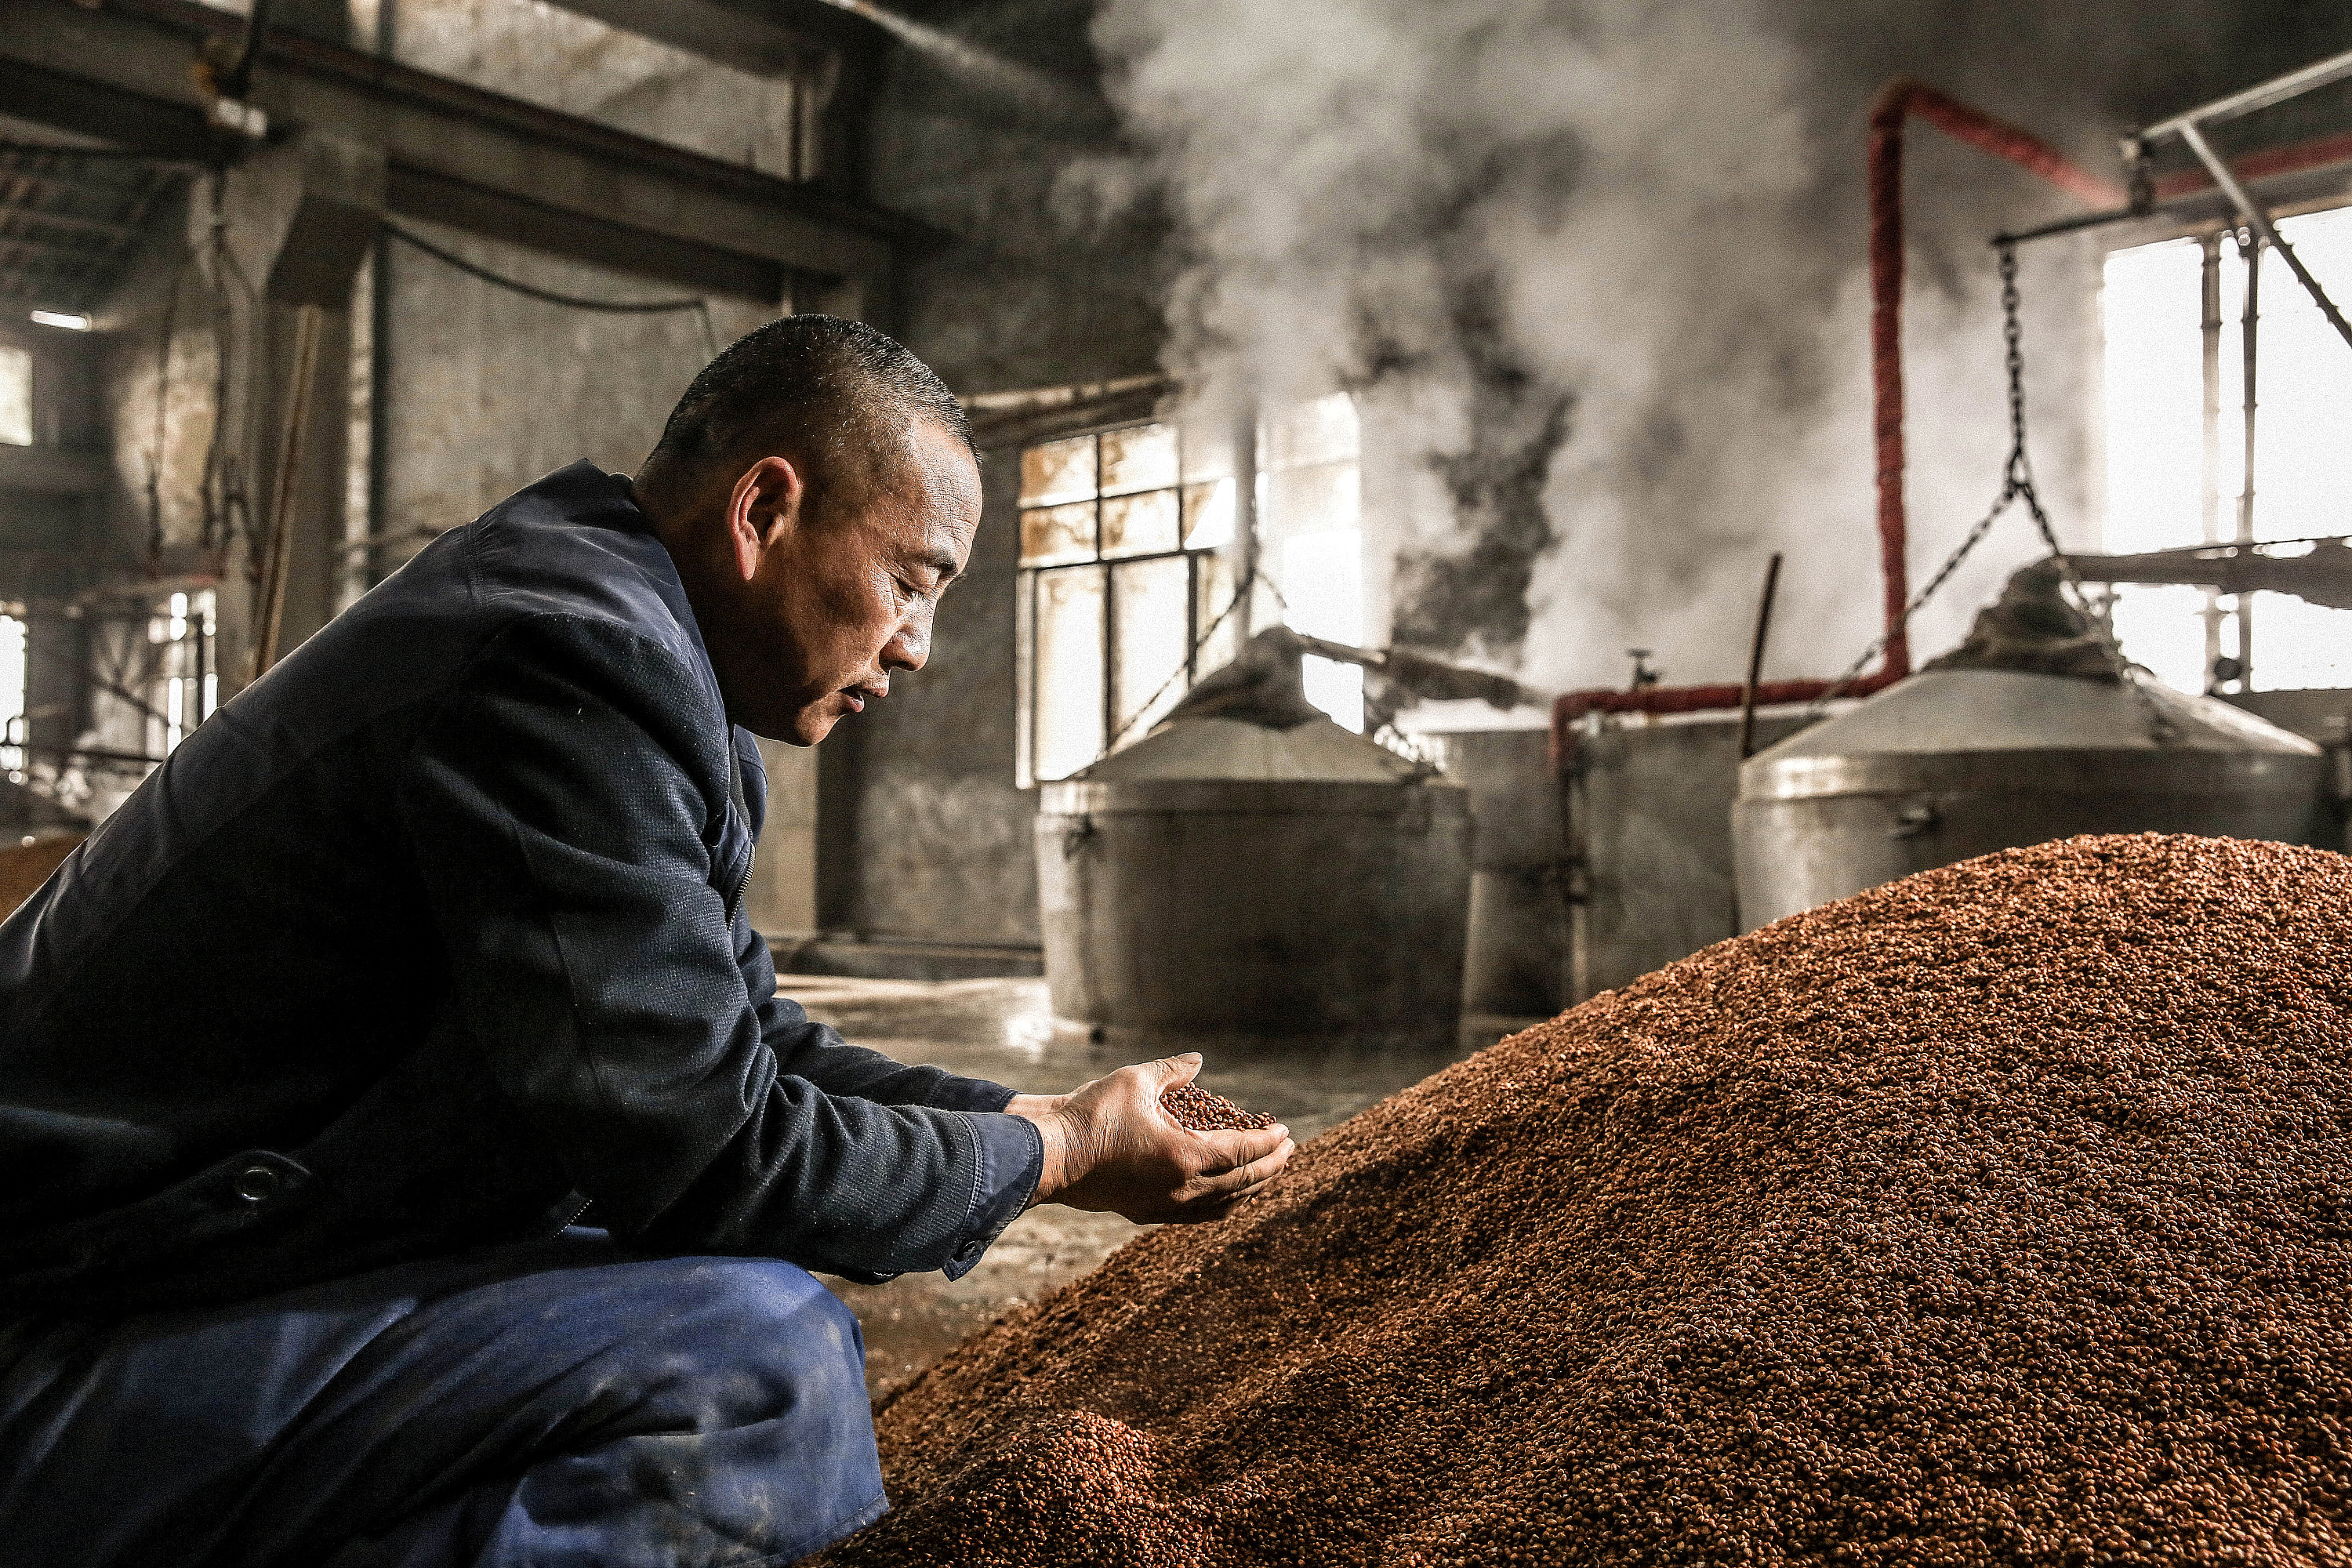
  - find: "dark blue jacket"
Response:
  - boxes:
[0,463,1041,1309]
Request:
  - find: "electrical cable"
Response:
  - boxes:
[380,221,718,361]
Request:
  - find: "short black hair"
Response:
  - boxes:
[644,315,973,490]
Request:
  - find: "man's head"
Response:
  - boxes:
[633,316,982,746]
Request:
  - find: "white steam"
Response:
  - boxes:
[1073,0,2116,694]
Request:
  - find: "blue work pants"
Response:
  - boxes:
[0,1230,885,1567]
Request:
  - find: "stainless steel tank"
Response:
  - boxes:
[1734,668,2326,928]
[1036,633,1471,1046]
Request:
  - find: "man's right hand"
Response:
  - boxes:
[1007,1053,1294,1225]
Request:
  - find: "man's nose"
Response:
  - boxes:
[883,615,931,673]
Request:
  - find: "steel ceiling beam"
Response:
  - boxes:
[0,0,931,300]
[532,0,873,77]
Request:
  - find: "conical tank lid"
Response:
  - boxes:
[1069,626,1437,785]
[1747,669,2318,769]
[1075,713,1430,784]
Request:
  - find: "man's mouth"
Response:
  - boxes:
[843,685,884,713]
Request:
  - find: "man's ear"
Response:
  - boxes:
[725,456,804,585]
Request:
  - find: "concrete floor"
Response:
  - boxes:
[782,974,1530,1402]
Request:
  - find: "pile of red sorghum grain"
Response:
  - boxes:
[1160,1083,1276,1132]
[819,836,2352,1566]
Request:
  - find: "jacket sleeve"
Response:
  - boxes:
[724,729,1024,1114]
[395,615,1040,1282]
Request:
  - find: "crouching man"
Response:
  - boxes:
[0,317,1293,1567]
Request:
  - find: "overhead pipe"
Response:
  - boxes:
[1552,79,2121,773]
[1864,79,2122,681]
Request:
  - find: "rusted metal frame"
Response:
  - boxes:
[5,0,931,298]
[2127,50,2352,351]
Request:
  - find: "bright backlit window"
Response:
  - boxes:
[2103,207,2352,691]
[0,347,31,448]
[1259,393,1366,731]
[1014,394,1367,784]
[0,615,24,777]
[1016,422,1243,785]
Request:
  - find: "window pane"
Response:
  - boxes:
[1020,501,1097,566]
[1180,419,1239,482]
[1282,528,1367,731]
[2102,236,2206,555]
[1014,567,1036,786]
[1021,434,1096,506]
[1102,488,1180,557]
[2251,591,2352,689]
[1099,423,1178,495]
[1112,555,1189,744]
[2252,208,2352,538]
[1262,391,1359,470]
[0,347,29,448]
[1194,550,1244,677]
[1035,566,1105,781]
[1264,459,1359,537]
[1182,477,1236,549]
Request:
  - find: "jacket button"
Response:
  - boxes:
[234,1164,284,1203]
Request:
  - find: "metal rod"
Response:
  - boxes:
[2200,232,2224,689]
[2142,49,2352,139]
[252,303,325,680]
[222,0,280,101]
[1738,553,1785,760]
[2237,230,2261,690]
[2176,119,2352,352]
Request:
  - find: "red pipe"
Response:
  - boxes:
[1548,93,2352,776]
[1867,79,2124,684]
[2154,129,2352,198]
[1550,81,2119,775]
[1548,673,1902,771]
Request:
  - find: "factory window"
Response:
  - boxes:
[0,615,24,779]
[1016,422,1240,786]
[1014,395,1366,786]
[0,347,30,448]
[2103,205,2352,692]
[144,590,216,757]
[1258,393,1367,731]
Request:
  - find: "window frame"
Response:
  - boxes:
[1014,419,1240,787]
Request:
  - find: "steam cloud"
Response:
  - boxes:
[1072,0,2135,695]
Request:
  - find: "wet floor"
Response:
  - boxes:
[780,973,1534,1402]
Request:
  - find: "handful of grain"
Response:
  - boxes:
[825,835,2352,1566]
[1159,1081,1276,1132]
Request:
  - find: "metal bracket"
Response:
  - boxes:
[2132,49,2352,354]
[1889,800,1941,840]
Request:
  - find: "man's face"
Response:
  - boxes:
[713,419,982,745]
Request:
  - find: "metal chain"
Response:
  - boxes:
[1809,242,2180,742]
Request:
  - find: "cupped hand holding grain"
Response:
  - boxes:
[1008,1052,1294,1224]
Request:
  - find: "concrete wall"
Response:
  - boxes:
[372,219,777,566]
[819,435,1041,946]
[815,0,1164,950]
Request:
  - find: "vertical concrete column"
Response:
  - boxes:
[201,131,384,691]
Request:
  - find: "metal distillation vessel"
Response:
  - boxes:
[1036,629,1471,1046]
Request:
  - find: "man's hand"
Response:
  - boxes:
[1006,1053,1294,1225]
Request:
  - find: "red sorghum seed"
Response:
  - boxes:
[818,835,2352,1566]
[1161,1083,1276,1132]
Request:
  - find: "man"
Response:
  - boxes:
[0,317,1294,1566]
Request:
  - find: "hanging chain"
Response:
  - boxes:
[1809,242,2180,742]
